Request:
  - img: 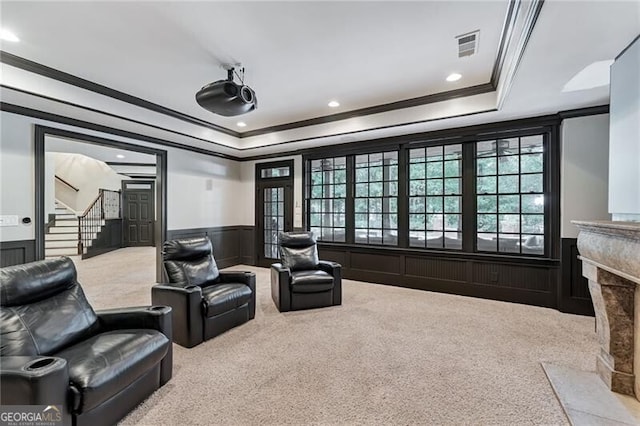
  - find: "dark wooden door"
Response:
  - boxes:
[122,181,155,247]
[255,161,294,267]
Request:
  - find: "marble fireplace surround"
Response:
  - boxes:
[574,220,640,400]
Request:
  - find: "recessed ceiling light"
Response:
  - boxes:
[446,73,462,82]
[236,121,247,127]
[328,101,340,108]
[0,29,20,42]
[116,154,125,159]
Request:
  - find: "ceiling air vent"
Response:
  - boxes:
[456,30,479,58]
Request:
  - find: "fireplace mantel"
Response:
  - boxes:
[575,220,640,284]
[574,220,640,400]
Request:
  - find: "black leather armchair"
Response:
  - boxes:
[271,232,342,312]
[0,257,172,426]
[152,237,256,348]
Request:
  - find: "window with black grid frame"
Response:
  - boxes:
[408,144,463,249]
[308,157,347,242]
[476,136,545,255]
[354,151,398,245]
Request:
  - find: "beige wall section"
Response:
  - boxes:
[167,152,242,230]
[561,113,611,238]
[239,155,303,227]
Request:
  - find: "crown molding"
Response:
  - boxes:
[1,84,237,150]
[0,0,523,141]
[0,102,242,161]
[0,50,240,137]
[557,104,609,119]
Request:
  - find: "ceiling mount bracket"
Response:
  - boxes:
[221,63,241,71]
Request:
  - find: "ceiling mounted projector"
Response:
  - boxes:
[195,67,257,117]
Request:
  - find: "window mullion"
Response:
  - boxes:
[462,143,476,253]
[322,160,331,236]
[544,131,554,258]
[346,155,355,244]
[398,147,409,248]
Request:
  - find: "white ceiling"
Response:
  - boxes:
[1,1,639,157]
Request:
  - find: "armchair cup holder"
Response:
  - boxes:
[25,357,57,370]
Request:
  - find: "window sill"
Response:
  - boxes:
[316,241,560,266]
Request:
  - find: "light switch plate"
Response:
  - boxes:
[0,215,19,226]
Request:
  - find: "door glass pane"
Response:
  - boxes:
[264,187,285,259]
[261,166,291,178]
[125,183,152,190]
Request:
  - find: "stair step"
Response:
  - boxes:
[46,233,76,240]
[55,214,76,219]
[49,226,79,233]
[45,240,79,248]
[46,232,97,241]
[45,247,80,256]
[46,230,79,236]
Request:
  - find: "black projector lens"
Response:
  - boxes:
[239,85,254,104]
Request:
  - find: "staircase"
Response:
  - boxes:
[45,202,98,257]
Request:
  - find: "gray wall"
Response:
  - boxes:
[561,114,610,238]
[609,37,640,218]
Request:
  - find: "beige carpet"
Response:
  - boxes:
[72,247,597,425]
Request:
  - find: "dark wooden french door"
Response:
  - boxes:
[122,180,155,247]
[255,161,294,267]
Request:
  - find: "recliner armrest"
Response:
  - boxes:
[270,263,291,312]
[271,263,291,275]
[151,284,203,348]
[318,260,341,277]
[218,271,256,319]
[96,305,173,385]
[318,260,342,306]
[0,356,71,411]
[97,305,172,336]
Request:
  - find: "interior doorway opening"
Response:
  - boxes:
[36,126,167,282]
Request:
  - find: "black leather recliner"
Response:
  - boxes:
[0,257,172,426]
[151,237,256,348]
[271,231,342,312]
